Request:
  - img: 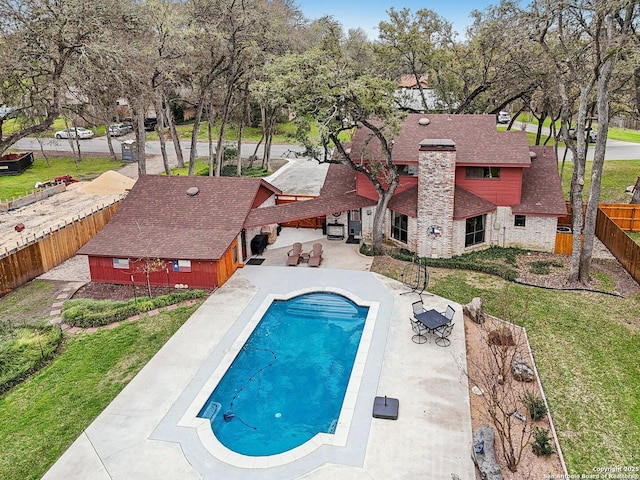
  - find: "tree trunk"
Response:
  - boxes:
[155,96,170,176]
[578,54,615,283]
[236,83,249,177]
[188,95,206,176]
[208,102,215,177]
[215,84,235,177]
[105,127,117,162]
[164,97,184,168]
[568,83,594,282]
[371,188,395,253]
[631,178,640,204]
[136,107,147,176]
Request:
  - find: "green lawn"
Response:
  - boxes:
[559,159,640,203]
[424,269,640,474]
[0,156,124,201]
[0,302,201,480]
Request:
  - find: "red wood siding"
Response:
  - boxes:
[455,166,522,205]
[252,186,275,208]
[356,172,378,200]
[87,256,219,289]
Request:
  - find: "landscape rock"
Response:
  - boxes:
[512,354,535,382]
[472,426,503,480]
[488,327,515,346]
[464,297,486,324]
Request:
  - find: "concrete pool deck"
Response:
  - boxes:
[43,232,475,480]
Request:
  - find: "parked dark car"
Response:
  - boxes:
[144,117,158,131]
[568,127,597,143]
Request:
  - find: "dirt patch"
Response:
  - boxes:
[465,315,564,478]
[514,252,640,297]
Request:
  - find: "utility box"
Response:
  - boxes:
[121,140,137,162]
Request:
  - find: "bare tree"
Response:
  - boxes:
[533,0,638,283]
[0,0,127,155]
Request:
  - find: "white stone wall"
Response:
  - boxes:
[451,208,558,255]
[416,148,456,258]
[504,213,557,251]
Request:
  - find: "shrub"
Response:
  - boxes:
[62,290,207,328]
[0,326,63,394]
[527,260,563,275]
[521,390,548,421]
[531,427,555,456]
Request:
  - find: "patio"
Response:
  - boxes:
[43,229,475,479]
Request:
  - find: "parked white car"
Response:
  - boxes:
[108,123,133,137]
[497,111,511,124]
[54,127,94,139]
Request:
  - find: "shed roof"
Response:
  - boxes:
[78,175,280,260]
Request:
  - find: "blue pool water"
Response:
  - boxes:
[198,292,368,456]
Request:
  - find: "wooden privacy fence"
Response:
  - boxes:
[0,201,121,296]
[596,208,640,284]
[599,203,640,233]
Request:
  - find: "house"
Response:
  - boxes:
[343,113,567,258]
[77,175,281,289]
[78,114,566,290]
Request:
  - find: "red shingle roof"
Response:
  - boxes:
[388,186,418,217]
[349,113,531,167]
[453,186,496,219]
[78,175,279,260]
[512,146,567,216]
[245,164,376,227]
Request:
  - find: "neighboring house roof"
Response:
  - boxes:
[398,74,429,89]
[78,175,280,260]
[512,146,567,216]
[350,114,531,167]
[453,186,497,219]
[394,89,450,112]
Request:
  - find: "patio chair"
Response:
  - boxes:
[410,317,428,344]
[308,243,323,267]
[434,322,455,347]
[412,300,425,316]
[286,242,303,266]
[443,305,455,323]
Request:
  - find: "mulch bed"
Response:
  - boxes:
[71,282,191,301]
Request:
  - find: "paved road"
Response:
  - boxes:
[15,128,640,162]
[14,136,305,159]
[14,136,328,196]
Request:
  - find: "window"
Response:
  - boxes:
[397,164,418,176]
[514,215,526,227]
[112,258,129,269]
[466,167,500,179]
[391,211,408,244]
[465,215,486,247]
[232,246,238,263]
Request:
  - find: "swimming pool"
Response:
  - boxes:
[197,292,369,456]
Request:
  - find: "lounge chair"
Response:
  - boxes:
[287,242,303,266]
[307,243,323,267]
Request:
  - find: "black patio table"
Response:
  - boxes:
[415,309,450,341]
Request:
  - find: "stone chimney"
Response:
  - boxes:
[417,138,456,258]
